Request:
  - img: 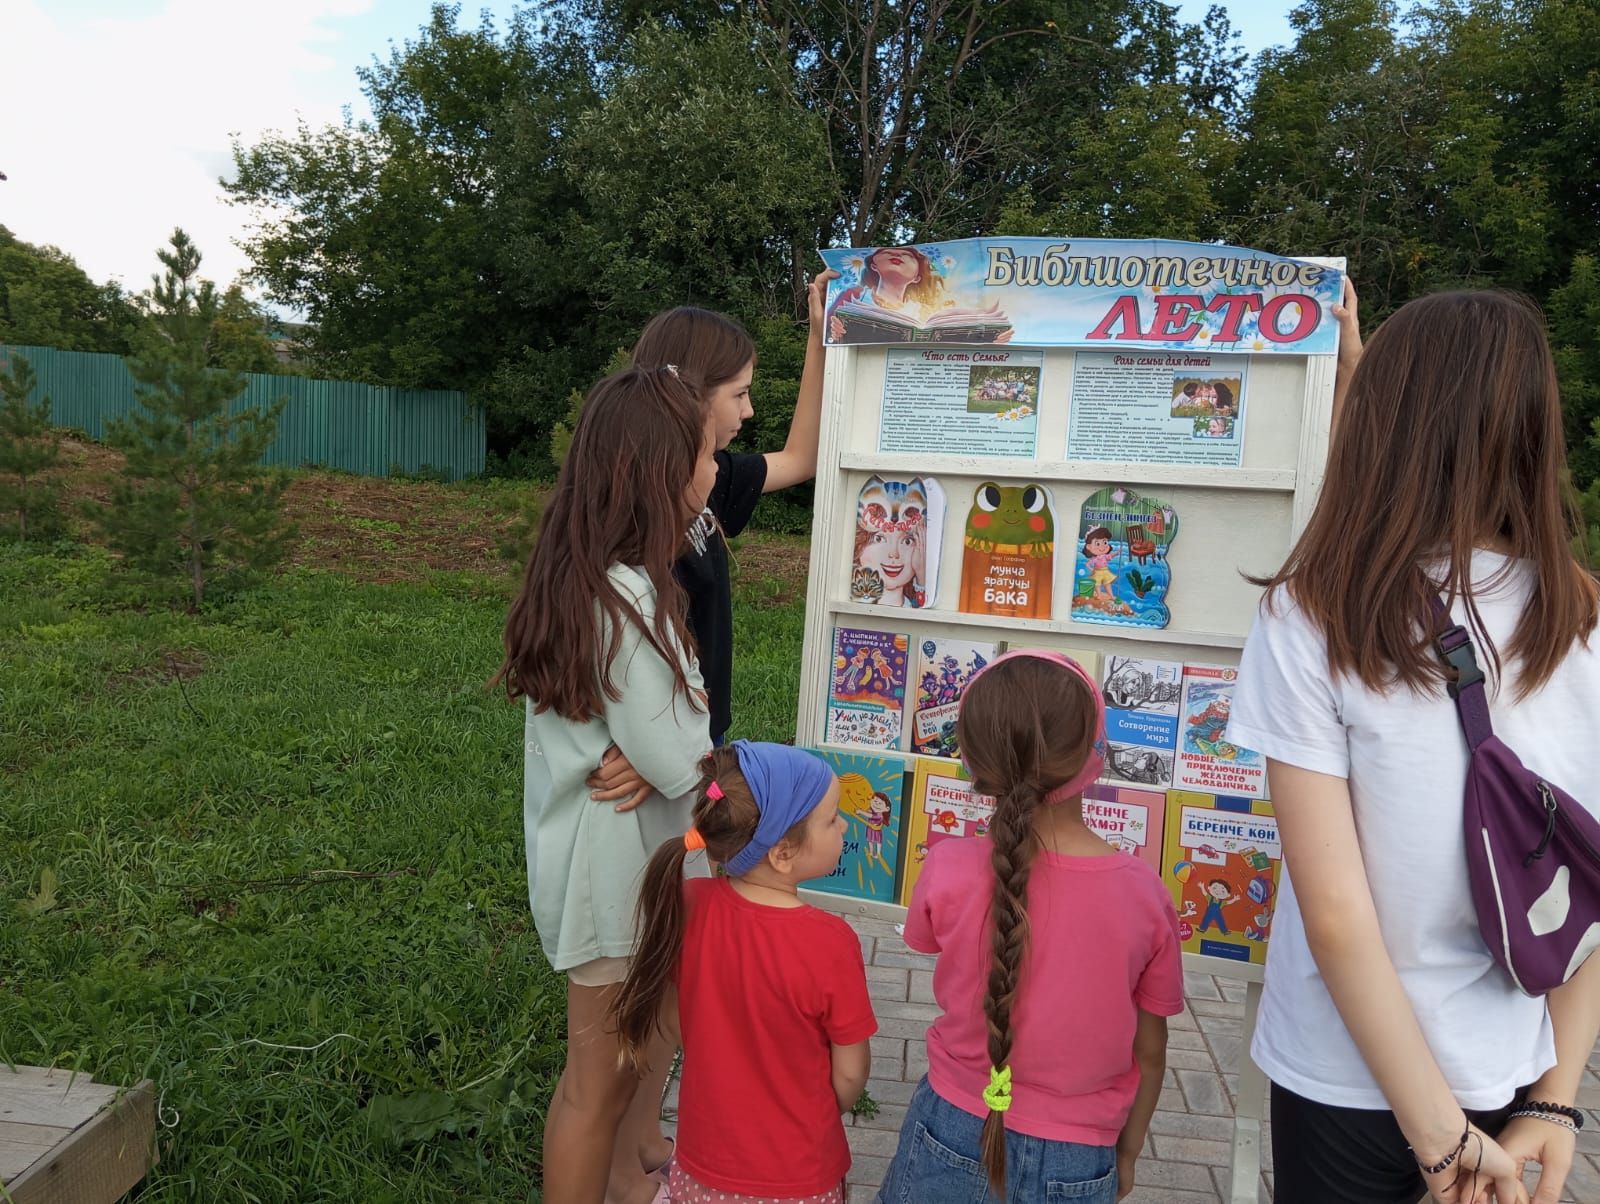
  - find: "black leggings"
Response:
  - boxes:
[1270,1081,1528,1204]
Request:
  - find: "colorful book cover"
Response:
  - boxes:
[1082,783,1167,872]
[825,626,911,750]
[957,481,1056,620]
[1175,664,1267,799]
[1070,486,1179,629]
[909,637,998,758]
[1162,792,1281,964]
[898,758,992,905]
[802,748,907,904]
[1099,655,1183,789]
[850,475,946,609]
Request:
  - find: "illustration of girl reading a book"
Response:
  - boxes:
[827,244,1013,344]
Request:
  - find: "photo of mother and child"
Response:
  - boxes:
[508,263,1600,1204]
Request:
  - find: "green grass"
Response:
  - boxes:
[0,539,806,1201]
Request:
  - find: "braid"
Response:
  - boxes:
[979,781,1043,1196]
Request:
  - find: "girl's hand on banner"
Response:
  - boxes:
[809,268,839,337]
[1333,276,1361,371]
[1496,1115,1575,1204]
[588,745,651,812]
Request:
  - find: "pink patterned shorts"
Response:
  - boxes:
[666,1164,845,1204]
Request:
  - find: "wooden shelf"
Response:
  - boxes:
[827,598,1248,650]
[838,452,1296,492]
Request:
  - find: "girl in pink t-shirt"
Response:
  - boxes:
[876,650,1183,1203]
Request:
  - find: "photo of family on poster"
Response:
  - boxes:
[1171,373,1242,441]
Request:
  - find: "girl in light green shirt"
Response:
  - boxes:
[495,365,717,1204]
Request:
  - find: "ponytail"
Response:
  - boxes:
[979,781,1044,1195]
[609,747,763,1074]
[612,837,692,1073]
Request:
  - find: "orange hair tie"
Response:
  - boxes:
[683,827,707,852]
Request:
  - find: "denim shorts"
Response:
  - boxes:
[875,1078,1118,1204]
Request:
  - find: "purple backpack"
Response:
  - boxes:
[1432,597,1600,995]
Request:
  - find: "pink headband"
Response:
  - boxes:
[966,648,1107,804]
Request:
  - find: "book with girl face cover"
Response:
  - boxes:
[850,475,946,609]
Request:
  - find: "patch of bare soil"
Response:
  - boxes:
[47,436,812,589]
[50,437,529,584]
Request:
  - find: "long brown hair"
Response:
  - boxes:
[495,367,705,718]
[955,657,1097,1195]
[631,307,756,398]
[1260,289,1596,699]
[610,748,811,1071]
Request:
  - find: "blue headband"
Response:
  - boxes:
[721,740,837,877]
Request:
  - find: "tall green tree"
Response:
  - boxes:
[562,20,831,318]
[0,226,142,353]
[1551,256,1600,492]
[228,8,563,386]
[92,231,292,610]
[0,353,65,541]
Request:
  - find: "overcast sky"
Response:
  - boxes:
[0,1,1297,294]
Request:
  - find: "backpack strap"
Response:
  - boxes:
[1429,595,1494,751]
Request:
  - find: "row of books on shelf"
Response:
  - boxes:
[808,631,1277,963]
[846,475,1180,630]
[826,627,1266,800]
[800,748,1280,967]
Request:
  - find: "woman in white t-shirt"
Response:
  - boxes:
[1230,282,1600,1204]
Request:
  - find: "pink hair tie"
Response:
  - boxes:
[706,781,725,801]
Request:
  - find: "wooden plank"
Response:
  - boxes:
[0,1069,71,1089]
[0,1072,117,1130]
[1229,978,1269,1203]
[840,451,1298,493]
[5,1079,155,1204]
[0,1123,70,1182]
[827,597,1249,650]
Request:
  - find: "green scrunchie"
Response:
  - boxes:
[983,1064,1013,1113]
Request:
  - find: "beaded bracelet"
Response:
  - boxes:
[1520,1100,1585,1129]
[1410,1122,1471,1175]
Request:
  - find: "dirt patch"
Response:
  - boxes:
[49,437,529,584]
[107,650,208,691]
[730,533,811,599]
[44,435,810,588]
[279,471,527,583]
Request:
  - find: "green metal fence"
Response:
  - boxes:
[1,344,485,481]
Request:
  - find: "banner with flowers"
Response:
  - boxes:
[819,238,1343,355]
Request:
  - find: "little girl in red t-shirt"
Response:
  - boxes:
[877,650,1183,1203]
[611,741,878,1204]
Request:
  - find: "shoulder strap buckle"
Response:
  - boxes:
[1435,628,1485,698]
